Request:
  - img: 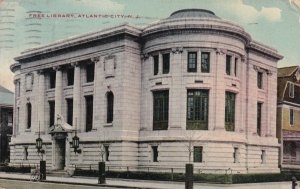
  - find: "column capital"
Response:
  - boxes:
[216,48,227,55]
[141,53,149,60]
[53,65,62,71]
[91,56,100,63]
[70,62,79,67]
[37,69,45,75]
[171,47,183,54]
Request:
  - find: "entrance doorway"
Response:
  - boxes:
[54,139,66,170]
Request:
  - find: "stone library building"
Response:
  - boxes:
[10,9,283,174]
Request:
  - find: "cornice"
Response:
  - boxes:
[247,41,283,61]
[10,63,21,73]
[15,24,142,62]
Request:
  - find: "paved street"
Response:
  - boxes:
[0,172,294,189]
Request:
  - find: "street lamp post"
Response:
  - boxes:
[36,123,46,180]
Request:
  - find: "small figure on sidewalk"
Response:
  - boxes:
[292,176,298,189]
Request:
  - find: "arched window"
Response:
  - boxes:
[106,92,114,123]
[26,103,32,129]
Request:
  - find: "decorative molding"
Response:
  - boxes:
[141,53,149,60]
[91,56,100,63]
[216,48,227,55]
[104,54,116,78]
[25,72,34,91]
[53,65,62,71]
[37,69,45,75]
[171,47,183,54]
[70,62,79,67]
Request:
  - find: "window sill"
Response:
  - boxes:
[83,82,94,87]
[46,88,55,92]
[25,129,31,132]
[149,74,172,81]
[104,123,113,127]
[64,85,73,90]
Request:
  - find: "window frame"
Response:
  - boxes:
[186,89,209,130]
[289,83,295,98]
[226,55,231,75]
[290,109,294,126]
[257,102,262,136]
[67,67,74,86]
[153,55,159,75]
[85,95,93,132]
[162,53,170,74]
[233,147,239,163]
[86,63,95,83]
[201,52,210,73]
[187,52,197,72]
[106,92,114,124]
[153,90,169,130]
[152,146,158,162]
[193,146,203,163]
[26,103,32,129]
[225,92,235,131]
[257,72,263,89]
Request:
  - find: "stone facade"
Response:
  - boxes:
[10,9,283,174]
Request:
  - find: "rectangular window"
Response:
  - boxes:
[193,146,203,163]
[187,52,197,72]
[162,53,170,74]
[153,55,159,75]
[86,63,95,83]
[257,102,262,136]
[85,95,93,132]
[290,109,294,126]
[26,103,31,129]
[186,90,209,130]
[261,150,266,164]
[152,146,158,162]
[226,55,231,75]
[257,72,263,89]
[234,58,238,76]
[201,52,210,73]
[233,147,239,163]
[66,98,73,126]
[104,146,109,161]
[23,147,28,160]
[67,68,74,86]
[49,71,56,89]
[49,101,55,127]
[153,90,169,130]
[289,83,294,98]
[225,92,235,131]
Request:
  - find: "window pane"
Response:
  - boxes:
[162,53,170,74]
[27,103,31,129]
[67,99,73,125]
[49,101,55,127]
[152,146,158,162]
[225,92,235,131]
[187,90,209,130]
[257,72,263,89]
[153,90,169,130]
[226,55,231,75]
[188,52,197,72]
[67,68,74,86]
[257,103,262,136]
[194,146,203,162]
[107,92,114,123]
[153,55,159,75]
[86,63,95,82]
[49,71,56,89]
[201,52,210,73]
[290,109,294,126]
[85,95,93,132]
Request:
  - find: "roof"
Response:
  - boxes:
[0,86,14,106]
[278,66,299,77]
[168,9,220,19]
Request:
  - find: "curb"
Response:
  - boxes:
[0,176,159,189]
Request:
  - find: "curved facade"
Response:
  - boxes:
[10,9,283,174]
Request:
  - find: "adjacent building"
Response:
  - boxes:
[0,86,13,163]
[10,9,283,174]
[277,66,300,170]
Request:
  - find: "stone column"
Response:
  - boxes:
[54,66,63,124]
[91,56,100,131]
[72,63,81,131]
[37,70,45,133]
[214,49,226,130]
[158,52,162,74]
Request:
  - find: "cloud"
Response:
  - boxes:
[220,0,282,23]
[260,7,282,22]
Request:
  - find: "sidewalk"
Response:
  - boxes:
[0,172,293,189]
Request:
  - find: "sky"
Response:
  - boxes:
[0,0,299,91]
